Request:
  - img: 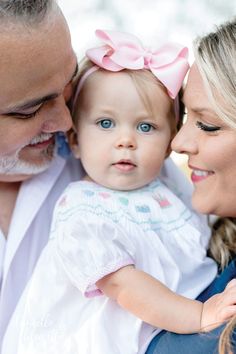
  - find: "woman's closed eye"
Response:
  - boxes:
[196,121,221,132]
[97,118,115,129]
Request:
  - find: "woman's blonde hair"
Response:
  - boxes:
[194,17,236,354]
[194,17,236,129]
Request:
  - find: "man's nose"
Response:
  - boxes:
[41,95,72,133]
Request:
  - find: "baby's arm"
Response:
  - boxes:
[97,266,236,334]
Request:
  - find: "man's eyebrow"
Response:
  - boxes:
[4,63,79,114]
[6,93,59,113]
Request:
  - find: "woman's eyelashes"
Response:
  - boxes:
[196,121,221,132]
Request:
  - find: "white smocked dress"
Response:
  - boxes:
[14,179,217,354]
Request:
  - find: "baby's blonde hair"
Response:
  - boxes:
[72,57,181,138]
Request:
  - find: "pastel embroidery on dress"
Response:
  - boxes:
[99,192,111,199]
[58,195,67,207]
[119,197,129,206]
[154,194,172,208]
[83,190,95,197]
[135,205,151,213]
[52,180,193,234]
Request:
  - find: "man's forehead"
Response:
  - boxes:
[0,12,75,113]
[0,61,77,114]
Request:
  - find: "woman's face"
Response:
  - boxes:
[172,64,236,217]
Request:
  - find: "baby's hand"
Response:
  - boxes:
[200,279,236,332]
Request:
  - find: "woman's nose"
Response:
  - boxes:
[171,122,198,155]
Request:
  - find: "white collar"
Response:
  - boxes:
[3,156,66,281]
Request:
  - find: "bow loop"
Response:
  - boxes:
[95,29,144,52]
[87,29,146,71]
[86,29,189,98]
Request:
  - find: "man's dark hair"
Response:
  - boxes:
[0,0,56,23]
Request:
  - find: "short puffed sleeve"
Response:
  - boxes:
[56,213,135,298]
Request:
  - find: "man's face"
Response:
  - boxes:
[0,13,77,182]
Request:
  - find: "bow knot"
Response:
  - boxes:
[143,49,153,66]
[86,29,189,99]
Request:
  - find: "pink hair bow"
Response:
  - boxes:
[86,29,189,99]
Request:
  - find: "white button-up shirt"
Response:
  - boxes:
[0,233,5,292]
[0,155,83,349]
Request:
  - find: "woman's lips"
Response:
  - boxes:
[190,167,214,183]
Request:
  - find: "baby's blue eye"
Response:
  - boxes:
[98,119,114,129]
[137,122,153,133]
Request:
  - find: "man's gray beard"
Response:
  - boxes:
[0,134,56,176]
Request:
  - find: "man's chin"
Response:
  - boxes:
[11,158,53,175]
[0,140,56,179]
[0,155,54,176]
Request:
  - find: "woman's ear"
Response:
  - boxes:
[67,127,80,158]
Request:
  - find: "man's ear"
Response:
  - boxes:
[67,127,80,158]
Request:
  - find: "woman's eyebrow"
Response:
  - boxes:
[189,107,216,115]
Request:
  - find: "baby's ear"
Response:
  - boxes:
[67,128,80,158]
[165,141,172,158]
[165,124,177,158]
